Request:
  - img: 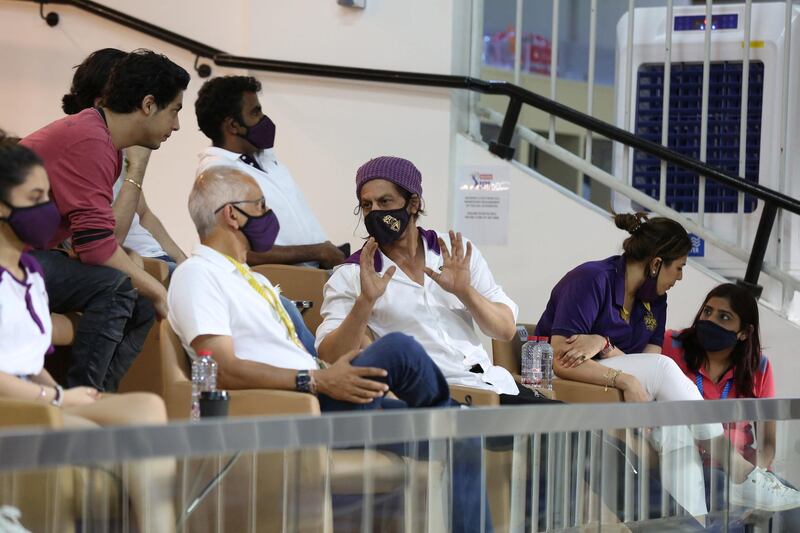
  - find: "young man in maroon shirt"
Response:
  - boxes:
[20,49,189,391]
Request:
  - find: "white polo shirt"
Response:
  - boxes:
[196,147,328,247]
[315,229,519,394]
[0,254,52,376]
[168,244,317,370]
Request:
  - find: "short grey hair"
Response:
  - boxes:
[188,166,255,239]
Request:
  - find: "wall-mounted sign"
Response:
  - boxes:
[454,166,511,246]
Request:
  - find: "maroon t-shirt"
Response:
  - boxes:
[20,108,122,264]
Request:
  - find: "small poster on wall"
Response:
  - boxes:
[454,166,511,246]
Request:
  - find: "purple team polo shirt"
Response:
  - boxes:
[534,255,667,354]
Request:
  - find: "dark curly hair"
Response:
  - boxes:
[678,283,762,397]
[102,49,190,113]
[62,48,127,115]
[195,76,262,146]
[614,212,692,265]
[0,130,43,204]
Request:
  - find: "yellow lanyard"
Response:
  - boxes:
[224,255,303,349]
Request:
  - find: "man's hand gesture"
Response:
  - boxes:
[424,231,472,298]
[359,238,396,305]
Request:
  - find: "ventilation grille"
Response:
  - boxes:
[633,61,764,213]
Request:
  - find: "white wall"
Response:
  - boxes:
[454,133,800,398]
[0,0,465,252]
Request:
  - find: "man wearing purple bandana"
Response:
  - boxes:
[315,156,546,404]
[168,166,491,533]
[195,76,346,269]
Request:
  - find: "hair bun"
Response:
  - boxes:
[61,93,82,115]
[614,212,649,234]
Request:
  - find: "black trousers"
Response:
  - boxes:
[32,250,155,391]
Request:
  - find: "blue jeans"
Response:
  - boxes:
[31,250,156,392]
[279,295,317,356]
[318,332,491,533]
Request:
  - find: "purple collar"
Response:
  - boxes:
[345,227,441,272]
[0,253,47,335]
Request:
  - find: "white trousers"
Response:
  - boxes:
[598,353,725,515]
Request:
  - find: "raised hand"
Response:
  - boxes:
[359,238,396,304]
[424,230,472,298]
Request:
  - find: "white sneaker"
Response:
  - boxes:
[729,466,800,512]
[0,506,31,533]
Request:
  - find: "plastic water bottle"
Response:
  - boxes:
[520,336,543,386]
[190,350,217,422]
[536,338,554,391]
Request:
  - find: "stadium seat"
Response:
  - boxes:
[0,399,121,533]
[160,320,445,533]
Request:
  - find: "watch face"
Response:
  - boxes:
[296,371,311,392]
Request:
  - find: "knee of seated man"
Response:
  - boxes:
[378,332,427,361]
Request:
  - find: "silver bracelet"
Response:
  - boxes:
[50,385,64,407]
[36,385,47,402]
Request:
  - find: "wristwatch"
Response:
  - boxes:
[295,370,313,394]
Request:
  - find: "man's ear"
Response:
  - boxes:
[220,204,240,230]
[140,94,157,116]
[224,116,242,136]
[409,194,421,216]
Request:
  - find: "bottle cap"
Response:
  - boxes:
[526,335,537,341]
[197,349,213,357]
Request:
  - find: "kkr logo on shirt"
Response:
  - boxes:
[382,214,401,232]
[644,312,658,332]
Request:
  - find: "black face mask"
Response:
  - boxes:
[364,204,411,245]
[696,320,739,352]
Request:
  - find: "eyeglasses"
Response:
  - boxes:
[214,197,267,214]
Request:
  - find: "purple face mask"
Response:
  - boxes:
[233,206,280,252]
[0,200,60,250]
[636,262,662,303]
[238,115,276,151]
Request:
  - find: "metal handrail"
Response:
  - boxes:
[18,0,800,293]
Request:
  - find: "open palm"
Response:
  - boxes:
[424,231,472,297]
[359,238,396,304]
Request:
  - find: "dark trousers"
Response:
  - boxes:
[317,332,491,533]
[32,250,156,392]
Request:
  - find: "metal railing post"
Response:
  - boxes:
[738,202,778,297]
[489,97,522,160]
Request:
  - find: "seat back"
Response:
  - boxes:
[158,320,194,420]
[252,264,330,333]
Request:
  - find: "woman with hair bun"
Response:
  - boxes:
[536,212,800,517]
[536,212,692,399]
